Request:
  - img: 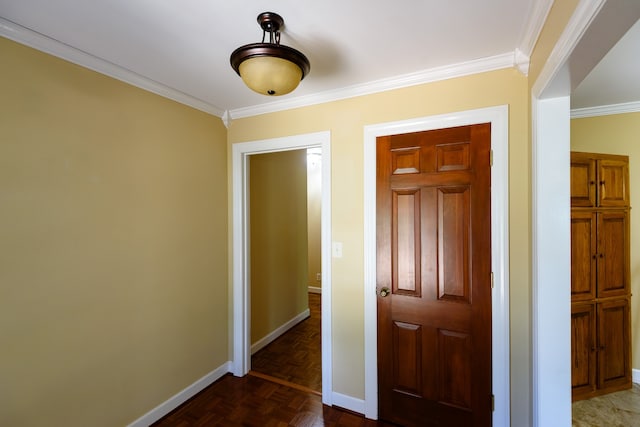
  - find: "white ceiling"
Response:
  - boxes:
[0,1,637,119]
[571,17,640,110]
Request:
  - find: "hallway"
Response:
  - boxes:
[251,292,322,393]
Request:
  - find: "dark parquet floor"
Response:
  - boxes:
[153,293,397,426]
[251,293,322,393]
[152,373,396,426]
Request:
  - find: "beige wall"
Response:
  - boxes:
[571,112,640,370]
[0,37,229,426]
[249,150,309,343]
[307,149,322,288]
[228,67,531,420]
[528,0,580,87]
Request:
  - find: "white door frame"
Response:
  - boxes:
[231,131,333,406]
[363,105,510,425]
[531,95,572,426]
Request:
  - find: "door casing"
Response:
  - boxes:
[363,105,510,425]
[231,131,333,406]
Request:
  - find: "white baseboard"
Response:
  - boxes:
[251,309,310,355]
[633,369,640,384]
[127,361,231,427]
[125,352,362,425]
[308,286,322,294]
[332,392,365,415]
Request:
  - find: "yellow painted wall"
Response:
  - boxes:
[228,67,531,421]
[307,149,322,288]
[571,112,640,370]
[528,0,580,87]
[0,37,229,426]
[249,150,309,343]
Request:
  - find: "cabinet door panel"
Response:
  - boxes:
[571,303,596,400]
[598,299,631,390]
[598,159,629,207]
[571,211,597,301]
[597,211,629,298]
[570,154,596,207]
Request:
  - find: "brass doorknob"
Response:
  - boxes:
[379,287,391,297]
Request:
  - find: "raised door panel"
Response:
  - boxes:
[597,211,629,298]
[571,211,597,301]
[571,303,596,400]
[392,321,422,396]
[437,186,470,303]
[392,189,421,296]
[570,153,596,207]
[437,329,472,409]
[597,299,631,391]
[598,159,629,207]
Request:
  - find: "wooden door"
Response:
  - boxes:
[570,211,597,301]
[597,211,628,298]
[598,159,629,207]
[597,299,631,390]
[570,153,596,207]
[571,302,596,398]
[376,124,491,426]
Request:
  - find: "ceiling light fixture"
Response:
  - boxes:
[230,12,310,96]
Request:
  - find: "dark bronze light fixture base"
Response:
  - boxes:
[257,12,284,33]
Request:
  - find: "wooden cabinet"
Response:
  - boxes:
[570,151,629,208]
[571,210,629,302]
[571,303,596,396]
[570,151,631,402]
[571,299,631,398]
[598,299,631,391]
[597,211,630,299]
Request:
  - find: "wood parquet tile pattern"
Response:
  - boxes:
[151,373,397,426]
[153,293,400,426]
[251,293,322,393]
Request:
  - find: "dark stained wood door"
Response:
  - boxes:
[376,124,492,426]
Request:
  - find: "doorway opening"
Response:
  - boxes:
[231,131,333,406]
[248,148,322,394]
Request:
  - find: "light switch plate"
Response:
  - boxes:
[332,241,343,258]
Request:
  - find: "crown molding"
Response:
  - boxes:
[2,15,533,122]
[514,48,530,75]
[230,52,519,119]
[571,101,640,118]
[0,17,225,118]
[518,0,555,60]
[221,110,232,128]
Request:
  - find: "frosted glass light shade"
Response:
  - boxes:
[238,56,303,96]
